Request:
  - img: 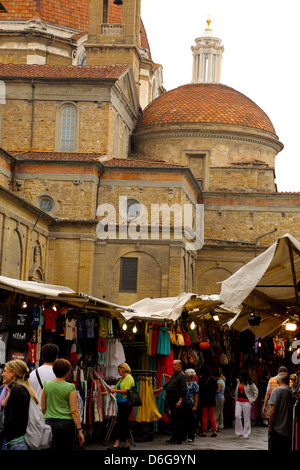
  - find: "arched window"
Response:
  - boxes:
[61,106,76,150]
[56,103,78,151]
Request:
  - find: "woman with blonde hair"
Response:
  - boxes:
[107,362,135,450]
[0,359,39,450]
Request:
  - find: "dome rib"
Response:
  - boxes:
[138,83,276,135]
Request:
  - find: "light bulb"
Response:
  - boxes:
[190,321,196,330]
[285,323,297,331]
[133,325,137,334]
[122,323,127,331]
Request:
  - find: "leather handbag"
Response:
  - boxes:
[199,320,210,349]
[127,386,142,407]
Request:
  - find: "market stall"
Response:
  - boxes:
[219,233,300,448]
[0,271,264,443]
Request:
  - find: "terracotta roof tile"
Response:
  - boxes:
[103,156,185,169]
[0,0,90,31]
[11,151,185,169]
[138,83,276,135]
[12,151,105,162]
[0,63,129,80]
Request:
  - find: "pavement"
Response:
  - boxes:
[83,424,269,451]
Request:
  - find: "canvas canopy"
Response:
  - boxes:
[220,233,300,338]
[0,275,127,314]
[119,292,224,322]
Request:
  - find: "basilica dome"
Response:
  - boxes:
[137,83,276,135]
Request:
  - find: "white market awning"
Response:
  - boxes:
[0,275,85,302]
[119,292,224,322]
[0,276,127,314]
[220,233,300,313]
[220,233,300,338]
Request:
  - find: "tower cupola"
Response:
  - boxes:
[191,17,224,84]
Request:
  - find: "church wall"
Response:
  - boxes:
[196,245,256,295]
[0,94,112,154]
[203,197,300,245]
[133,125,279,192]
[93,167,200,303]
[194,194,300,294]
[0,188,51,282]
[14,162,100,220]
[0,80,134,157]
[47,223,97,294]
[92,238,190,305]
[210,167,275,192]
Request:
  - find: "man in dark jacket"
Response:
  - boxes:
[154,359,187,444]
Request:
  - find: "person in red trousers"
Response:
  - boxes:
[197,366,218,437]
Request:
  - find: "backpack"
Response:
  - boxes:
[24,398,52,450]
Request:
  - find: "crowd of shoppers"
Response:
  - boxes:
[0,350,297,451]
[0,345,84,451]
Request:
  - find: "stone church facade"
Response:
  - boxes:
[0,0,299,307]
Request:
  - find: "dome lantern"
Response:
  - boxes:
[191,17,224,84]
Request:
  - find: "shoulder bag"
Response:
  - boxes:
[25,398,52,450]
[127,386,142,407]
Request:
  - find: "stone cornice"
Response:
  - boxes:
[133,127,284,153]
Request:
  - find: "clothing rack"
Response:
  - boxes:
[131,369,157,376]
[103,416,136,447]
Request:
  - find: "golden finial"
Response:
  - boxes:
[205,15,212,31]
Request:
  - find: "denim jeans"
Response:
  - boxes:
[6,438,29,450]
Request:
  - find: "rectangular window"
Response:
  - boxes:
[119,257,138,293]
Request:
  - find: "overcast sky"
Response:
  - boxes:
[141,0,300,193]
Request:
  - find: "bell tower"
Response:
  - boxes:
[86,0,141,82]
[191,17,224,84]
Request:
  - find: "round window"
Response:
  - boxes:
[126,199,142,219]
[39,197,54,213]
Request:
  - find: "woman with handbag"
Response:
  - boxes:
[0,359,39,450]
[107,362,135,451]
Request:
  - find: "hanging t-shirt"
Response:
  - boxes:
[65,318,77,341]
[43,307,59,330]
[99,317,108,338]
[77,319,86,339]
[9,305,33,330]
[9,328,31,350]
[31,306,41,327]
[86,318,96,339]
[28,342,37,364]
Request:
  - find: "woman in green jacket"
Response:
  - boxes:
[108,362,134,450]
